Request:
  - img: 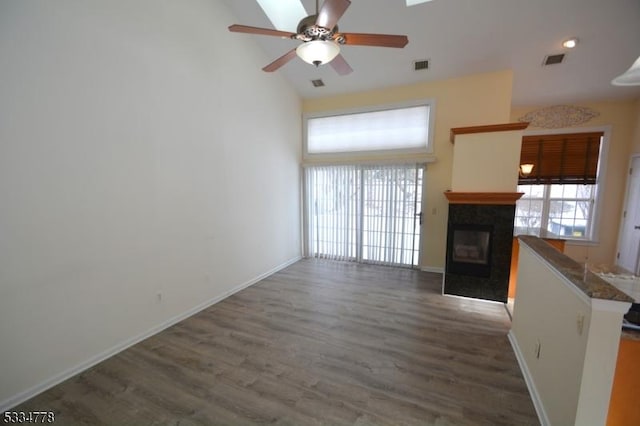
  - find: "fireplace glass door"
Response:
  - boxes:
[446,224,493,277]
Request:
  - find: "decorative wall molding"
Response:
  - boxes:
[518,105,599,129]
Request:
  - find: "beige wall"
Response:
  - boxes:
[451,130,524,192]
[632,99,640,153]
[0,0,302,409]
[304,70,514,269]
[511,100,639,266]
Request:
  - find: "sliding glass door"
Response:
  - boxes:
[304,164,423,267]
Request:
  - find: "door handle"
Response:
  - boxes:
[635,225,640,230]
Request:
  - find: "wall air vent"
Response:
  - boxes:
[542,53,566,66]
[311,79,325,87]
[413,59,430,71]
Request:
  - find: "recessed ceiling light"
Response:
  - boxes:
[562,38,579,49]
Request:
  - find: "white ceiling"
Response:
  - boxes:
[220,0,640,106]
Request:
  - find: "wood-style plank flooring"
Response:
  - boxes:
[14,260,539,425]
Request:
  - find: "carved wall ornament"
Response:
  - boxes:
[518,105,599,129]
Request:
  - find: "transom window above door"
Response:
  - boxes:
[303,100,435,159]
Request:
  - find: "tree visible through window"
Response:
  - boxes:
[515,131,603,241]
[305,164,423,266]
[515,184,595,239]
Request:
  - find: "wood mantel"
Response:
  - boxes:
[443,191,524,205]
[450,122,529,143]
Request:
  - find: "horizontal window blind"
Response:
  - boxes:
[519,132,603,184]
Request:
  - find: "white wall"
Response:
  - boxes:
[0,0,301,408]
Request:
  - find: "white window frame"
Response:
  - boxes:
[516,183,597,240]
[517,125,611,244]
[303,99,436,161]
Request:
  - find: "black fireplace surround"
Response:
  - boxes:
[444,203,516,302]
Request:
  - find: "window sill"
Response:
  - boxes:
[562,238,600,247]
[514,227,598,245]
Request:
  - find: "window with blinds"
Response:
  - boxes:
[304,100,434,157]
[519,132,603,184]
[305,164,424,267]
[515,130,606,241]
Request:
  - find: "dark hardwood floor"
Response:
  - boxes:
[14,259,539,425]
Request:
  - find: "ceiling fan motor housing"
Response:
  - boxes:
[295,15,339,42]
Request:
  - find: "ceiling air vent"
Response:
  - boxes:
[413,59,430,71]
[542,53,566,66]
[311,79,325,87]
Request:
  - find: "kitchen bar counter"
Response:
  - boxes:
[512,236,633,425]
[594,272,640,340]
[518,236,633,302]
[508,235,565,300]
[515,237,640,424]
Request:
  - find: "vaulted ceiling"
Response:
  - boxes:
[221,0,640,106]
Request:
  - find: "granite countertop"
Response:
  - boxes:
[519,235,639,340]
[518,235,633,302]
[595,273,640,303]
[595,273,640,341]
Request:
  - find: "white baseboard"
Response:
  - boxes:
[0,255,302,412]
[507,330,549,426]
[420,265,444,273]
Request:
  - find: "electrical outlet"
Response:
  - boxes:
[535,340,541,359]
[577,313,585,335]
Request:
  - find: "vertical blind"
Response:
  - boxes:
[519,132,603,184]
[305,163,423,266]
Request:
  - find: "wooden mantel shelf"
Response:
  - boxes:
[443,191,524,205]
[450,122,529,143]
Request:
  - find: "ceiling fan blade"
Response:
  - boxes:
[316,0,351,30]
[340,33,409,48]
[330,54,353,75]
[228,24,295,39]
[262,49,298,72]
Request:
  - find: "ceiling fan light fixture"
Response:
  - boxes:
[296,40,340,66]
[612,56,640,86]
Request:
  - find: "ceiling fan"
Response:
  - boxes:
[228,0,409,75]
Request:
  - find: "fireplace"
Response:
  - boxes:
[443,192,522,303]
[447,224,493,277]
